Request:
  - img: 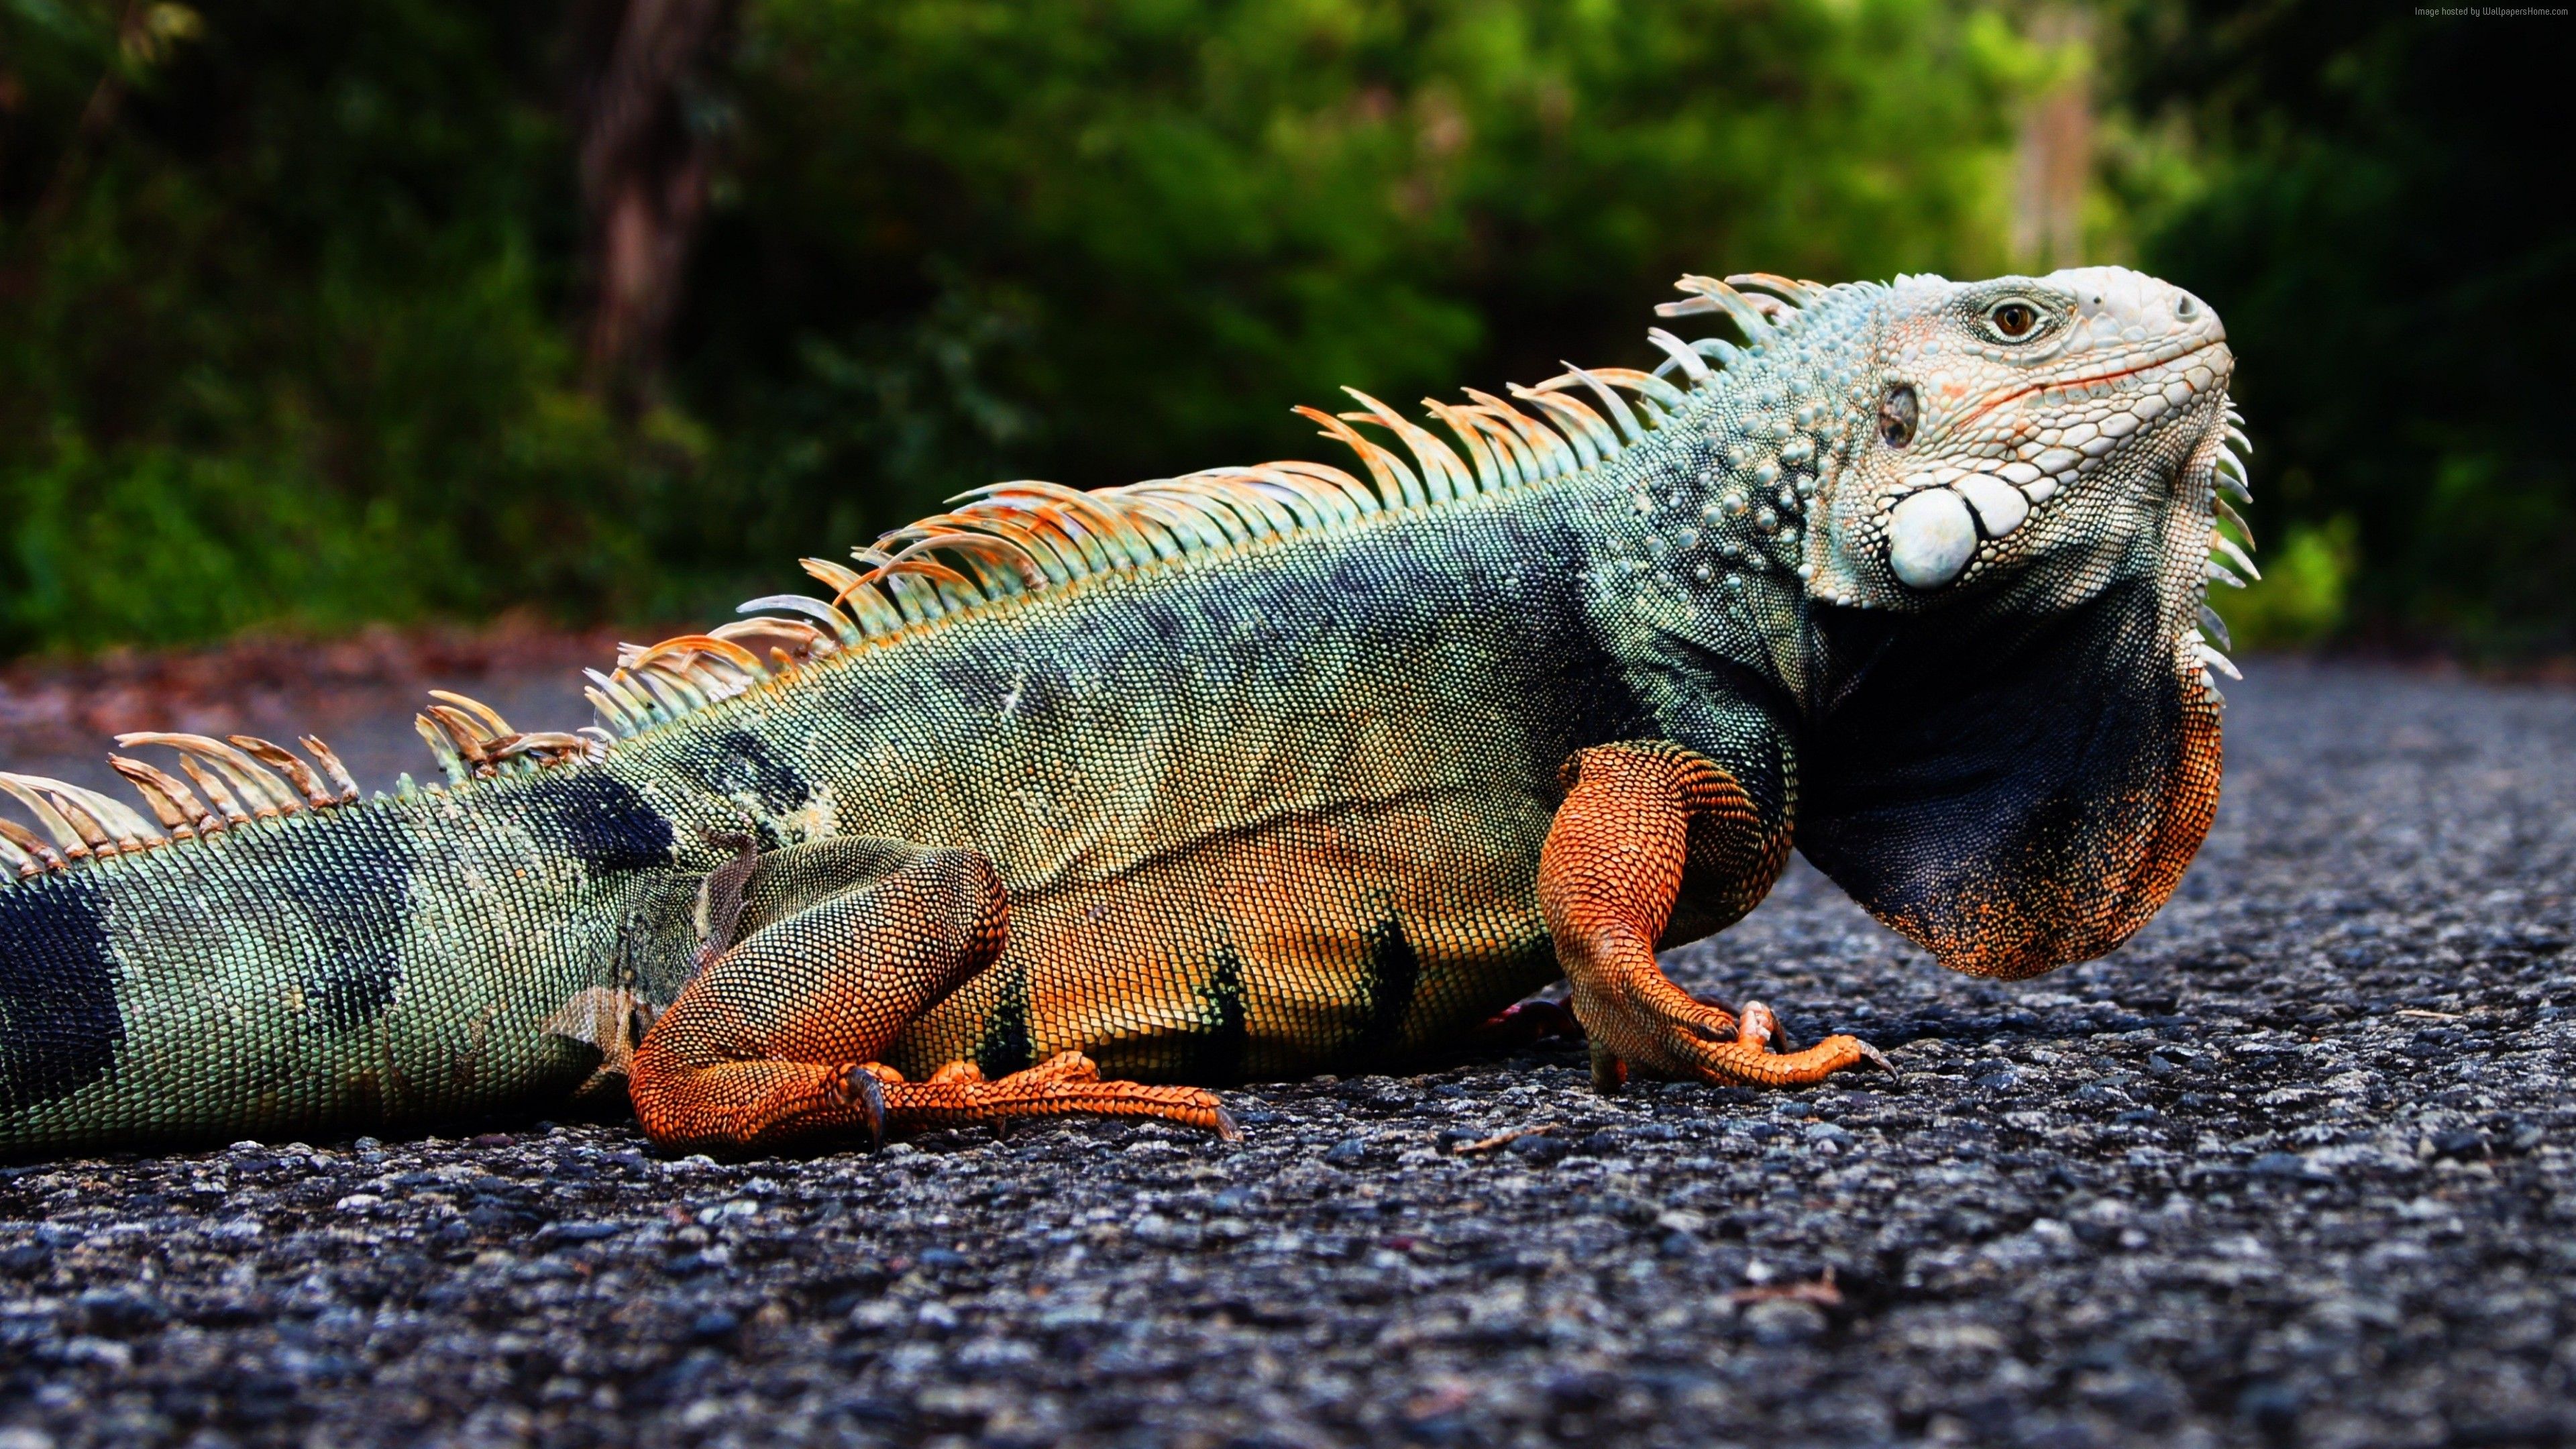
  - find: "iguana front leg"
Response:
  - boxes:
[628,838,1230,1152]
[1540,741,1889,1091]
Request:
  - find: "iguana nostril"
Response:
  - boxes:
[2176,294,2198,319]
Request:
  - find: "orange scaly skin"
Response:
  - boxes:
[0,266,2245,1158]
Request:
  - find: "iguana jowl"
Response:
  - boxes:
[0,267,2248,1155]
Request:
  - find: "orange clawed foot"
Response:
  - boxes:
[1570,986,1895,1093]
[867,1052,1240,1141]
[1472,991,1892,1093]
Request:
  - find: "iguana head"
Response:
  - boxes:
[1727,266,2245,982]
[1802,266,2235,613]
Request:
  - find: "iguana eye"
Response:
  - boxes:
[1987,300,2040,339]
[1879,384,1918,449]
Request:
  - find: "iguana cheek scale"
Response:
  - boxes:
[0,267,2244,1156]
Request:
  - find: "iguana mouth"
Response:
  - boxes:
[1955,336,2227,433]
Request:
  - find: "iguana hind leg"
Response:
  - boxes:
[1540,741,1890,1091]
[629,838,1229,1152]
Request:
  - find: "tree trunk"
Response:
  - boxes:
[2011,7,2094,274]
[570,0,734,411]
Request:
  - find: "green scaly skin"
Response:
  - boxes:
[0,266,2247,1156]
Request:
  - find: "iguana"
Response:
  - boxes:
[0,267,2249,1157]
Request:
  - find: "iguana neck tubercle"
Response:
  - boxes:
[0,267,2245,1155]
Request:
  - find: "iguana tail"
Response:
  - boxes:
[0,729,693,1156]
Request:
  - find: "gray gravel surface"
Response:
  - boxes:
[3,659,2574,1448]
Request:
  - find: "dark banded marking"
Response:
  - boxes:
[700,730,812,818]
[0,877,123,1112]
[1183,942,1248,1085]
[972,964,1034,1079]
[1341,915,1419,1070]
[527,774,678,873]
[279,811,409,1031]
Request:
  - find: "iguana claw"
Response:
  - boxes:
[1854,1039,1900,1082]
[842,1064,888,1149]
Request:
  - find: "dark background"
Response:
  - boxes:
[1,0,2566,659]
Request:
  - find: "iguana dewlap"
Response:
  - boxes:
[0,268,2247,1155]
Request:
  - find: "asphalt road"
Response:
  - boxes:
[2,658,2572,1448]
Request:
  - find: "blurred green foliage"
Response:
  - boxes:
[0,1,646,651]
[3,0,2563,657]
[665,0,2045,617]
[2215,516,2352,651]
[2111,1,2574,657]
[1,0,2040,649]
